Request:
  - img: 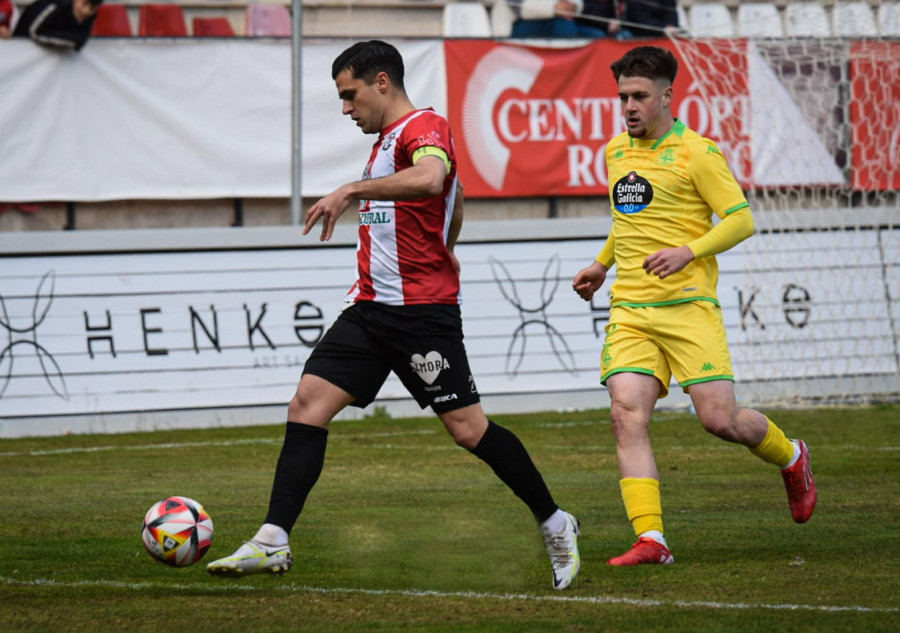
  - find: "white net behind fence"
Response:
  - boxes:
[671,33,899,405]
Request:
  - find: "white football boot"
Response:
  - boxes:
[206,540,292,577]
[541,510,581,590]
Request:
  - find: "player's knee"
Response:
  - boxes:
[286,395,301,422]
[287,392,309,422]
[449,424,483,450]
[454,433,479,451]
[610,403,645,438]
[440,409,488,450]
[698,410,738,441]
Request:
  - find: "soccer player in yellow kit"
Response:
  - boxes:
[572,46,817,566]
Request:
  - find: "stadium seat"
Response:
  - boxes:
[688,3,734,37]
[139,4,188,36]
[91,4,132,36]
[676,4,689,32]
[879,2,900,36]
[490,0,515,37]
[832,2,877,37]
[442,1,492,37]
[192,17,235,37]
[784,2,830,36]
[244,4,292,37]
[737,3,783,37]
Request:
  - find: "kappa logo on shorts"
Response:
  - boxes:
[410,351,450,385]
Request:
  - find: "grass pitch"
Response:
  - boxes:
[1,405,898,632]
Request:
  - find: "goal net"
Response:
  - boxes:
[669,32,899,406]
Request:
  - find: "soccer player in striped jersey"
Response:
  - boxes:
[572,46,817,566]
[207,40,580,590]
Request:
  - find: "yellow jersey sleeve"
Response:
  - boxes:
[690,139,749,220]
[686,206,754,260]
[596,233,615,268]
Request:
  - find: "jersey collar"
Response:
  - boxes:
[629,119,686,150]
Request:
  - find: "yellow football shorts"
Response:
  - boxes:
[601,301,734,399]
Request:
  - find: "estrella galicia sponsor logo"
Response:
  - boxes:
[614,171,653,214]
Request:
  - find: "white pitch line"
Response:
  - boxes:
[0,429,439,457]
[0,576,895,614]
[3,431,898,459]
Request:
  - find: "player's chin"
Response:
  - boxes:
[627,126,646,138]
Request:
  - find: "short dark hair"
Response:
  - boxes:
[610,46,678,84]
[87,0,105,8]
[331,40,405,90]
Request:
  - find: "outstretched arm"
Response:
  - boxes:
[303,155,446,242]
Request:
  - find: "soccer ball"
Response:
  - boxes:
[141,496,214,567]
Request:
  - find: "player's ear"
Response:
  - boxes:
[662,86,673,107]
[374,71,390,93]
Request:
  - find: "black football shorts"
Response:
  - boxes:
[302,301,481,414]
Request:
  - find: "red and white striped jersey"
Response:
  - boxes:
[346,108,461,306]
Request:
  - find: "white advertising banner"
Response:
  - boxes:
[1,223,897,433]
[0,238,604,420]
[0,38,446,202]
[1,39,292,201]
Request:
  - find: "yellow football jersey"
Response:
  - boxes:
[605,119,749,307]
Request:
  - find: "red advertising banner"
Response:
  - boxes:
[850,41,900,191]
[444,39,749,198]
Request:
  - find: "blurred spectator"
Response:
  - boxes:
[624,0,680,37]
[0,0,15,38]
[580,0,632,39]
[511,0,610,38]
[13,0,103,51]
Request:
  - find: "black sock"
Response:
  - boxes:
[469,420,559,524]
[263,422,328,534]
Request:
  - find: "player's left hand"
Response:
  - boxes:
[643,245,694,279]
[303,186,353,241]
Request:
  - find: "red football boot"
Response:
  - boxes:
[781,439,817,523]
[607,537,674,566]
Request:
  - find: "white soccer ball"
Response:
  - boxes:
[141,496,214,567]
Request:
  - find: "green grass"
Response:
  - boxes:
[1,405,899,632]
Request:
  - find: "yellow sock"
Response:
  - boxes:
[749,418,795,467]
[620,478,663,537]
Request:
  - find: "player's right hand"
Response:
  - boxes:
[572,261,608,301]
[303,186,352,241]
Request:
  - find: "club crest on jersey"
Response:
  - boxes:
[382,132,398,151]
[410,351,449,385]
[614,171,654,214]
